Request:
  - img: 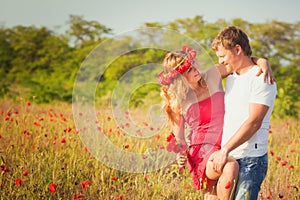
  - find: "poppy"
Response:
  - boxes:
[22,170,28,176]
[80,180,90,190]
[49,183,57,193]
[15,178,22,186]
[225,181,232,189]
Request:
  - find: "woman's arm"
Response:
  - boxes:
[172,115,186,145]
[252,57,276,84]
[172,115,187,168]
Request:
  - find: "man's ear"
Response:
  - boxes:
[235,44,243,55]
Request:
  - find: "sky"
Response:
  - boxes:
[1,0,300,35]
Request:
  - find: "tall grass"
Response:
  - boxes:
[0,100,299,199]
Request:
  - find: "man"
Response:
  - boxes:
[210,26,277,199]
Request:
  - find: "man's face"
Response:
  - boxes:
[215,44,237,72]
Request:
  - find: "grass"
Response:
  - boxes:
[0,99,299,199]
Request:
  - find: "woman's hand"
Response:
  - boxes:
[252,57,276,84]
[176,151,187,169]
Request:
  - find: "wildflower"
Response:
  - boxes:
[144,174,149,181]
[60,138,66,143]
[26,101,31,107]
[156,134,161,140]
[15,178,22,186]
[166,133,175,142]
[269,150,274,156]
[124,144,129,149]
[73,193,84,200]
[166,135,186,153]
[80,180,90,190]
[288,165,294,170]
[289,149,296,153]
[33,122,41,127]
[281,160,288,166]
[179,167,184,173]
[225,181,232,189]
[276,156,281,161]
[64,127,72,133]
[22,170,28,176]
[118,195,123,200]
[37,116,44,121]
[49,183,57,193]
[0,164,9,174]
[112,176,118,181]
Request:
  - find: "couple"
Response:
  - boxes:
[159,26,277,200]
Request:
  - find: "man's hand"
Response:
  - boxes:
[209,149,228,173]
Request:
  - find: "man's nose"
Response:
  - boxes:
[218,58,224,64]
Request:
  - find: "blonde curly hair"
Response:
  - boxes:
[160,51,191,125]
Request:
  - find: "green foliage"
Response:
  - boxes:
[0,15,299,118]
[273,66,300,118]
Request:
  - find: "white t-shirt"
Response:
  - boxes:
[222,65,277,159]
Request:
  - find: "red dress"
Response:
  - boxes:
[184,91,224,190]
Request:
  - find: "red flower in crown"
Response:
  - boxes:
[158,46,197,85]
[175,46,197,74]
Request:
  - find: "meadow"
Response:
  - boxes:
[0,99,299,200]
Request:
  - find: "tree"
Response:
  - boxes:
[66,15,112,48]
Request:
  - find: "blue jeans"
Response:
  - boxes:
[235,153,268,200]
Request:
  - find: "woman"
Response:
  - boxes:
[159,46,271,199]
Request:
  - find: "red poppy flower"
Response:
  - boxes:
[156,134,160,140]
[0,164,9,174]
[26,101,31,107]
[64,127,72,133]
[166,133,175,142]
[179,167,184,173]
[290,149,296,153]
[281,160,288,166]
[73,193,84,200]
[288,165,294,170]
[124,145,129,149]
[144,174,149,181]
[225,181,232,189]
[22,170,28,176]
[60,138,66,143]
[80,180,90,190]
[276,156,281,161]
[33,122,41,127]
[112,176,118,181]
[49,183,57,193]
[15,178,22,186]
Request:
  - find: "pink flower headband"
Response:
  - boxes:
[158,46,197,85]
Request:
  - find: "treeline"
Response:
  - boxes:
[1,15,299,118]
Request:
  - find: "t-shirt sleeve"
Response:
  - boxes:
[249,72,277,107]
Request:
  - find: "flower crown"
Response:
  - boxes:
[158,46,197,85]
